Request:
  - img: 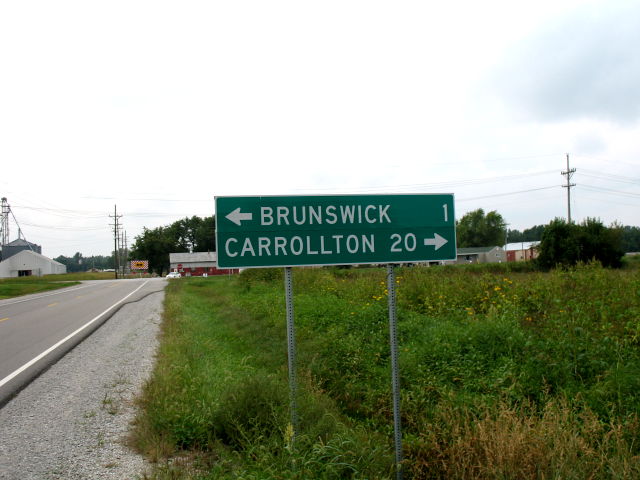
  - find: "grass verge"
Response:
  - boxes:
[133,264,640,479]
[0,276,80,299]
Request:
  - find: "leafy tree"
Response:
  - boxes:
[194,216,216,252]
[536,218,625,269]
[522,224,546,242]
[54,253,83,273]
[535,219,581,269]
[128,215,217,275]
[456,209,507,248]
[621,226,640,252]
[508,225,546,243]
[167,216,216,253]
[507,228,524,243]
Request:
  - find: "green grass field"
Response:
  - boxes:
[46,271,124,281]
[0,276,80,299]
[133,263,640,479]
[0,271,133,299]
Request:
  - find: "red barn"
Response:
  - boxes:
[169,252,238,277]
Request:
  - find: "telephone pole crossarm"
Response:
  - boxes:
[561,153,576,224]
[108,205,123,279]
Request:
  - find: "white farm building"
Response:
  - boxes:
[0,249,67,278]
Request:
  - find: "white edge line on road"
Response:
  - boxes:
[0,280,150,389]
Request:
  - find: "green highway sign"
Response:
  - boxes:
[215,194,456,268]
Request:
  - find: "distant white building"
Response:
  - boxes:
[0,250,67,278]
[455,246,506,264]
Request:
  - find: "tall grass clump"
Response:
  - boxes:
[132,277,393,479]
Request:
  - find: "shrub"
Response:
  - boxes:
[537,218,625,269]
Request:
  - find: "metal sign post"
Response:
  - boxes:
[284,267,299,446]
[387,264,404,479]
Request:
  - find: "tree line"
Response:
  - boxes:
[457,208,640,253]
[54,252,114,273]
[55,211,640,275]
[54,216,216,275]
[509,224,640,252]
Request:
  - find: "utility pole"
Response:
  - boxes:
[124,231,128,277]
[109,205,122,279]
[562,153,576,224]
[503,223,509,250]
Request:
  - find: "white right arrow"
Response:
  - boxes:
[424,233,448,250]
[225,207,253,226]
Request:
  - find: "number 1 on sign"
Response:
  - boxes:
[443,204,448,222]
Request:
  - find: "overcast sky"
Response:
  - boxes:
[1,0,639,258]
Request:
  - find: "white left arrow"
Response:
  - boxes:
[424,233,448,250]
[226,207,253,226]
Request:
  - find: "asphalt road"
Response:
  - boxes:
[0,278,166,406]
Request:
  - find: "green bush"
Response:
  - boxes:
[537,218,625,269]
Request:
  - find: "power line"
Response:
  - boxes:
[457,185,558,202]
[294,169,559,193]
[572,154,640,169]
[578,184,640,199]
[575,192,640,208]
[578,170,640,186]
[19,222,106,231]
[12,205,106,218]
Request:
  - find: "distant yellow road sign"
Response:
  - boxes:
[130,260,149,270]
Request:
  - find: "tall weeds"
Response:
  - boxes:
[133,264,640,479]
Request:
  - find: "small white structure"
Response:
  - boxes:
[455,246,506,264]
[0,250,67,278]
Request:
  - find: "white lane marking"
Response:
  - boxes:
[0,283,102,308]
[0,280,149,389]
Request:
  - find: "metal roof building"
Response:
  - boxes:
[0,250,66,278]
[1,238,42,261]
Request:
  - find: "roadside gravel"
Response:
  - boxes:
[0,285,164,480]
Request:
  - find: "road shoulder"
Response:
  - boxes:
[0,287,164,479]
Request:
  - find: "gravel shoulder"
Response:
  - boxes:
[0,286,164,480]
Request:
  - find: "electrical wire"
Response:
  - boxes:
[457,185,559,202]
[573,155,640,170]
[578,184,640,199]
[19,222,107,232]
[295,169,559,193]
[12,205,107,218]
[574,193,640,209]
[578,169,640,185]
